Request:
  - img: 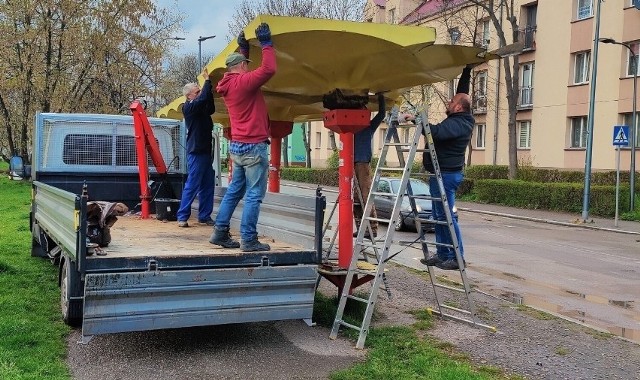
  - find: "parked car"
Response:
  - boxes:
[373,177,435,232]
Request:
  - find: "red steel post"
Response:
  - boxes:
[268,121,294,193]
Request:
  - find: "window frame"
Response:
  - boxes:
[518,121,532,149]
[626,42,639,77]
[520,62,535,106]
[315,131,322,149]
[475,123,486,149]
[577,0,593,20]
[570,117,588,148]
[574,51,591,84]
[622,113,640,148]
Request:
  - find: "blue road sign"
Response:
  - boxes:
[613,125,630,146]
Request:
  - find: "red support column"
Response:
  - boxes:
[322,109,370,269]
[269,121,294,193]
[338,132,354,268]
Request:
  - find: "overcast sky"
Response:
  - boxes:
[155,0,243,58]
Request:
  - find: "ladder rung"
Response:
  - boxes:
[338,320,362,331]
[434,283,466,293]
[346,294,369,303]
[429,309,497,332]
[384,142,411,147]
[378,167,404,172]
[440,304,472,315]
[365,216,391,223]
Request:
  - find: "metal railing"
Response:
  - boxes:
[519,86,534,107]
[519,25,537,50]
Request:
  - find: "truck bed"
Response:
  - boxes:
[99,215,302,258]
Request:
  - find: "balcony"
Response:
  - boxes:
[473,94,487,114]
[518,86,534,109]
[519,25,536,51]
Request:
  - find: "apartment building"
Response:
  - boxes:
[356,0,640,171]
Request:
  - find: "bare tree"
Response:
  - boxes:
[0,0,181,159]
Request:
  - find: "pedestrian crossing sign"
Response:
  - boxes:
[613,125,630,146]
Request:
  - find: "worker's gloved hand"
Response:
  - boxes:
[237,31,249,56]
[255,23,272,47]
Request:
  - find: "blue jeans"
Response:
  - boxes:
[177,153,215,222]
[429,172,464,260]
[215,143,268,241]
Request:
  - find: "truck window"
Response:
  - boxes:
[63,134,159,167]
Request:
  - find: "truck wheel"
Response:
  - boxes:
[60,259,83,327]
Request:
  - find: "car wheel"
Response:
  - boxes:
[393,213,405,231]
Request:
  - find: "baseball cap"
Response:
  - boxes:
[225,52,251,67]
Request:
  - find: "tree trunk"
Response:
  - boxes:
[301,122,312,168]
[282,135,289,167]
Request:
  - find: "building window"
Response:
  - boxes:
[574,51,591,84]
[570,117,588,148]
[473,71,488,112]
[622,113,640,147]
[449,27,461,44]
[448,78,459,99]
[519,62,534,106]
[476,20,490,48]
[475,124,486,148]
[402,128,410,144]
[315,131,322,149]
[388,8,396,24]
[521,4,537,50]
[519,121,531,149]
[577,0,593,19]
[627,42,639,77]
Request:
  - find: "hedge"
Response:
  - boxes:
[473,179,630,217]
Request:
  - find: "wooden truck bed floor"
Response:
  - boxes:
[91,215,304,259]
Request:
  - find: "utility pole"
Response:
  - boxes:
[581,0,603,222]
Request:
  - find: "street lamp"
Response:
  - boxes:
[599,37,637,211]
[198,35,216,70]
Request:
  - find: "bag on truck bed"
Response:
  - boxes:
[87,201,129,247]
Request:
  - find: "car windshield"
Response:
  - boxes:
[390,179,430,195]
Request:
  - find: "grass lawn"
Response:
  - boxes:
[0,161,519,380]
[0,163,70,379]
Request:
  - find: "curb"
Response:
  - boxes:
[458,207,640,236]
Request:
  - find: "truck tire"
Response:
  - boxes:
[60,258,83,327]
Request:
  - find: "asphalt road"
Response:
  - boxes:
[286,180,640,343]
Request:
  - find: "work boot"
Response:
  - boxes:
[420,255,443,266]
[241,239,271,252]
[209,227,240,248]
[177,221,189,228]
[435,258,466,271]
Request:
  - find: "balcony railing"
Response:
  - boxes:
[519,25,536,51]
[518,86,534,108]
[473,94,487,113]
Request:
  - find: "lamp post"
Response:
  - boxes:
[581,0,603,222]
[599,37,637,211]
[198,35,216,70]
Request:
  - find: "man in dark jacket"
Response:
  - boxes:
[176,67,216,227]
[421,65,474,270]
[353,93,385,238]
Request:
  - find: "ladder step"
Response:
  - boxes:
[434,283,466,293]
[346,294,369,303]
[378,167,404,172]
[440,304,472,315]
[428,309,497,332]
[384,142,411,147]
[338,320,362,332]
[365,216,391,223]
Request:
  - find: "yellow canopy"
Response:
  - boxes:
[157,15,493,124]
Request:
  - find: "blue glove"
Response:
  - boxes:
[237,31,249,56]
[255,22,272,47]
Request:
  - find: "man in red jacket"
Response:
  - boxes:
[209,22,276,252]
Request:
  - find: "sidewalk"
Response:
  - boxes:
[273,178,640,235]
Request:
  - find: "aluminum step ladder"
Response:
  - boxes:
[329,105,494,349]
